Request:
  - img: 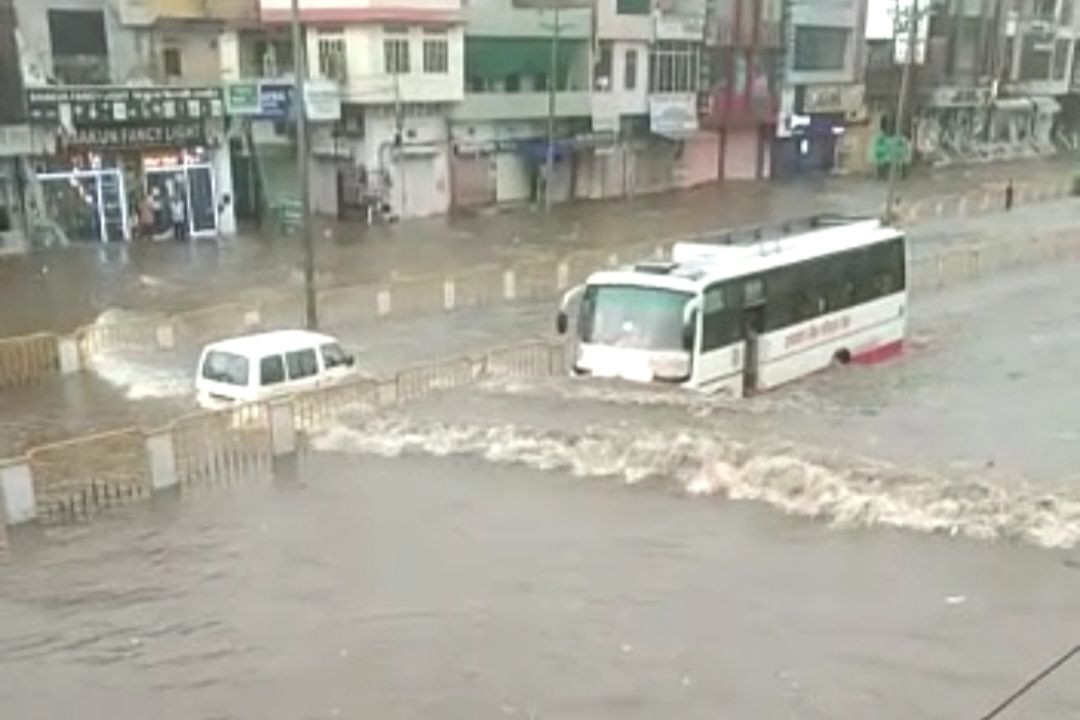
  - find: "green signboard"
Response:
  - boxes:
[224,82,260,116]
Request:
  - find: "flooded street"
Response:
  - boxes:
[3,198,1078,459]
[0,158,1070,337]
[3,204,1080,717]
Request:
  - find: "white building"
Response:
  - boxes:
[244,0,465,220]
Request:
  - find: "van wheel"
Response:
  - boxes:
[833,348,852,366]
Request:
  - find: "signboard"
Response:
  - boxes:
[225,81,292,119]
[26,86,222,125]
[929,86,991,108]
[64,121,206,149]
[304,80,342,122]
[801,84,864,114]
[225,80,341,122]
[652,0,706,41]
[0,124,32,156]
[649,94,698,136]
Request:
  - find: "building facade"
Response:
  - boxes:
[775,0,869,177]
[449,0,593,209]
[699,0,781,180]
[997,0,1073,154]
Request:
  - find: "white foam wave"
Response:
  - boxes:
[314,417,1080,549]
[88,351,192,401]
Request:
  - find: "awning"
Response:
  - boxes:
[992,97,1035,112]
[652,129,710,143]
[514,139,573,163]
[1032,96,1061,115]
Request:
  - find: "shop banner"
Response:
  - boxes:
[26,85,223,125]
[224,81,293,120]
[225,80,341,123]
[649,95,698,137]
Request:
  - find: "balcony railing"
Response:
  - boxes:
[119,0,259,24]
[451,91,592,122]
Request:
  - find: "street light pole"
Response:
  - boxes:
[544,6,561,214]
[290,0,318,329]
[883,0,920,224]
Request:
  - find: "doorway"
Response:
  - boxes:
[742,304,766,396]
[37,168,128,243]
[144,162,218,238]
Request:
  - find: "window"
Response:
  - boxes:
[201,351,249,387]
[260,355,286,386]
[383,26,411,74]
[648,41,700,93]
[285,348,319,380]
[792,26,849,72]
[761,238,906,332]
[422,30,449,74]
[595,41,613,91]
[701,283,742,352]
[47,9,109,83]
[624,48,638,90]
[578,285,692,352]
[317,32,348,81]
[162,48,182,78]
[1052,38,1070,81]
[616,0,650,14]
[321,343,352,370]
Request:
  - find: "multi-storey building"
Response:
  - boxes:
[866,0,1006,166]
[699,0,781,179]
[997,0,1072,153]
[447,0,593,209]
[234,0,463,220]
[776,0,869,176]
[0,0,28,246]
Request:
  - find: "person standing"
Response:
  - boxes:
[169,193,187,241]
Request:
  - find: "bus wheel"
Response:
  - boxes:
[833,349,852,366]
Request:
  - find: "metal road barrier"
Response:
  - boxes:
[0,340,567,530]
[0,179,1073,393]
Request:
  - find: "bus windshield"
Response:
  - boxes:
[579,284,693,352]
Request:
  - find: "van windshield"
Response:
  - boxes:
[201,350,250,387]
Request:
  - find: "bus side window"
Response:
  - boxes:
[701,284,728,351]
[824,253,855,312]
[764,266,794,331]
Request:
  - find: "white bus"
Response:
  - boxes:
[555,214,907,397]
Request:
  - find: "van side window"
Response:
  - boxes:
[286,348,319,380]
[260,355,286,386]
[320,343,350,370]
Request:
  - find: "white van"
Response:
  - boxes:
[195,330,358,409]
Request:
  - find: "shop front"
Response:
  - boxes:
[773,84,866,179]
[25,85,231,243]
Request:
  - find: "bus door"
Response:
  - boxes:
[741,278,767,396]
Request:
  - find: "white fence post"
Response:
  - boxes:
[146,430,178,491]
[1,461,36,524]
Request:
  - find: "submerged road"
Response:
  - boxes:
[3,249,1080,718]
[0,158,1072,337]
[2,198,1079,459]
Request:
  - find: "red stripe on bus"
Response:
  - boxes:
[852,339,904,364]
[766,315,903,366]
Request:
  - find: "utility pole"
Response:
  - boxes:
[393,70,406,219]
[544,7,561,213]
[290,0,318,329]
[883,0,920,224]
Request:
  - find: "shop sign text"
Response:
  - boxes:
[66,122,206,149]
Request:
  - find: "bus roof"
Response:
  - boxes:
[588,215,903,292]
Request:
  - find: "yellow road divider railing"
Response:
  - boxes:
[0,179,1074,395]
